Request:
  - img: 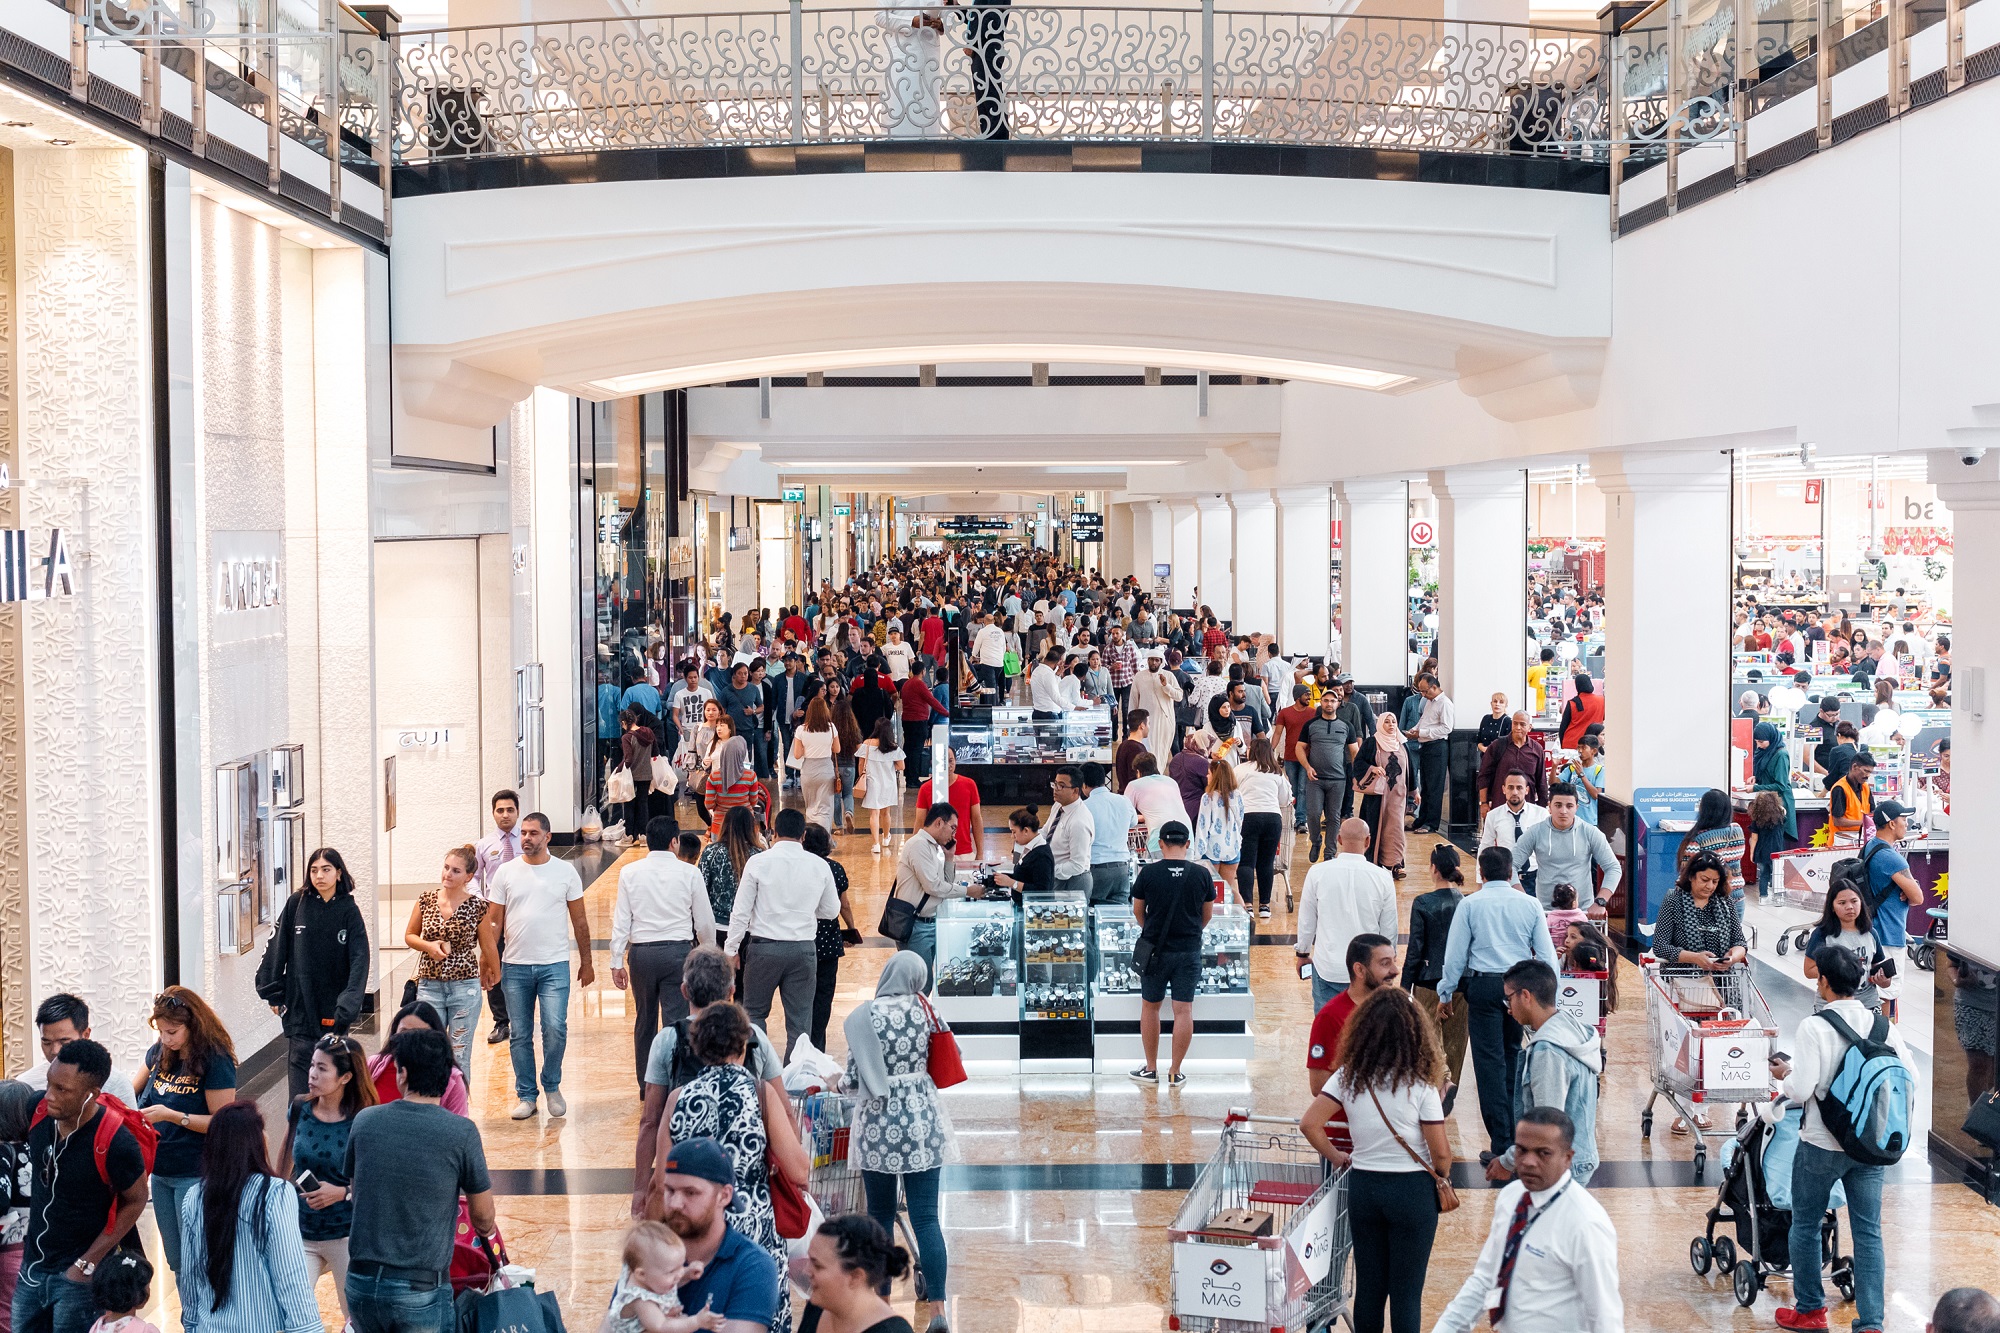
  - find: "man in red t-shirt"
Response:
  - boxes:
[1272,684,1317,834]
[783,608,812,645]
[1305,933,1400,1096]
[921,612,947,663]
[916,753,984,859]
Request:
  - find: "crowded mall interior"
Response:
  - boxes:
[4,0,2000,1330]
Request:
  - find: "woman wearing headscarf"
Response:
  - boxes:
[704,729,766,839]
[1354,711,1410,876]
[1751,718,1797,852]
[0,1079,35,1325]
[844,953,952,1333]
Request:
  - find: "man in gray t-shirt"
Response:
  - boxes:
[345,1032,494,1328]
[1295,698,1351,864]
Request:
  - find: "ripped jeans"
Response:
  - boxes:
[416,976,483,1083]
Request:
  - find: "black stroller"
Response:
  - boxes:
[1690,1100,1855,1308]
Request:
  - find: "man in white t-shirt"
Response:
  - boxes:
[486,812,595,1121]
[880,628,916,682]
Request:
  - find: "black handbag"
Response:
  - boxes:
[1131,933,1158,975]
[1963,1088,2000,1149]
[879,891,931,944]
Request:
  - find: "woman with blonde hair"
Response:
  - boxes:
[1193,755,1244,902]
[403,844,496,1080]
[790,695,840,831]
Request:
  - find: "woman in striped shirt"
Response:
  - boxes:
[175,1103,319,1333]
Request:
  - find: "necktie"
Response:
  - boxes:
[1489,1190,1536,1327]
[1511,810,1523,843]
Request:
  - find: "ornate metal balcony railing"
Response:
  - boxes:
[390,6,1637,162]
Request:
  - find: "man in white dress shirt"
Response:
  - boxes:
[724,807,840,1060]
[1479,773,1550,899]
[1295,818,1399,1012]
[1411,673,1456,833]
[611,820,717,1087]
[473,789,524,1044]
[971,611,1008,699]
[1432,1107,1624,1333]
[1046,766,1098,895]
[1030,647,1069,719]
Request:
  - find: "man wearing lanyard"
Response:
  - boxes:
[1432,1107,1624,1331]
[1511,783,1623,913]
[1046,767,1097,896]
[473,789,523,1046]
[1478,774,1548,900]
[1411,672,1455,834]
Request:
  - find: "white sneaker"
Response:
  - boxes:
[872,842,883,854]
[546,1089,568,1117]
[509,1099,538,1120]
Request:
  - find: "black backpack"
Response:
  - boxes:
[666,1018,703,1090]
[1826,840,1888,915]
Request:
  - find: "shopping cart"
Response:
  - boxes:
[1771,883,1828,957]
[1166,1110,1350,1333]
[1559,968,1611,1039]
[1640,965,1781,1182]
[792,1090,928,1298]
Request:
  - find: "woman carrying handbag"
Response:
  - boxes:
[1299,988,1454,1333]
[842,954,955,1333]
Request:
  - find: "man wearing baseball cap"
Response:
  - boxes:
[1860,801,1925,1018]
[654,1137,781,1330]
[1128,821,1214,1089]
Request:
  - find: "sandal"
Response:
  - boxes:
[1670,1114,1713,1135]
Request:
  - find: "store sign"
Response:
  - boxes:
[210,531,284,645]
[1173,1242,1266,1322]
[0,527,73,603]
[1409,519,1436,548]
[395,726,453,751]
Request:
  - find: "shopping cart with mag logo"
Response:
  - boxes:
[791,1089,929,1299]
[1640,964,1780,1182]
[1166,1110,1350,1333]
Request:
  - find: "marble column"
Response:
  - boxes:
[1195,495,1233,621]
[1167,501,1198,609]
[1333,479,1407,685]
[1429,466,1528,714]
[1105,502,1134,581]
[1229,491,1276,635]
[1274,486,1333,661]
[1929,444,2000,962]
[1593,449,1732,797]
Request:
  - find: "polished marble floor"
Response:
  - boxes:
[143,792,1999,1332]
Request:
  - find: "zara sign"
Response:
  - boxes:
[211,531,285,646]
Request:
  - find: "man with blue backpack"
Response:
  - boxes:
[1772,946,1916,1332]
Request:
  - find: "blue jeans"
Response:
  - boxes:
[1311,971,1346,1013]
[1788,1141,1884,1330]
[151,1171,200,1281]
[345,1269,455,1333]
[900,920,938,988]
[500,961,571,1102]
[1284,761,1307,826]
[416,977,483,1083]
[834,758,859,826]
[865,1168,947,1300]
[12,1264,96,1333]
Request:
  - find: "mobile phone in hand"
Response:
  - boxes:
[295,1169,322,1194]
[1298,959,1312,981]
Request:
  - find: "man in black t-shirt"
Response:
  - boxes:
[18,1039,147,1333]
[1128,821,1215,1090]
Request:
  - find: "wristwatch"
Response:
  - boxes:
[71,1260,95,1277]
[180,1111,192,1128]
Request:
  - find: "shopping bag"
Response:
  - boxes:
[918,995,968,1089]
[473,1285,561,1333]
[605,766,636,804]
[782,1038,845,1095]
[769,1141,813,1239]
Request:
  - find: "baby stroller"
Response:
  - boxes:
[1690,1100,1854,1309]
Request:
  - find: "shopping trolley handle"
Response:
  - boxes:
[1222,1107,1310,1129]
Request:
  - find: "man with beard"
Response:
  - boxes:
[654,1137,780,1331]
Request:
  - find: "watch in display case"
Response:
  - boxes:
[1021,889,1090,1020]
[1090,901,1251,998]
[929,900,1018,999]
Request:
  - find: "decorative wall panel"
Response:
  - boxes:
[0,147,27,1076]
[15,147,155,1061]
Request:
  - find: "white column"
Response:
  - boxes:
[1275,486,1333,660]
[1129,501,1157,588]
[1229,491,1277,637]
[1429,466,1528,714]
[1105,502,1133,580]
[1333,479,1407,684]
[1593,450,1732,798]
[1168,501,1199,608]
[1930,444,2000,962]
[1195,494,1233,621]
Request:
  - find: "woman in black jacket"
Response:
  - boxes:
[1400,842,1468,1111]
[256,847,370,1098]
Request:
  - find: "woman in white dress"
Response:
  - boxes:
[791,695,841,832]
[1129,648,1183,772]
[857,718,906,854]
[875,0,947,138]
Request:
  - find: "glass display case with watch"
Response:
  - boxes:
[929,899,1019,1001]
[1022,890,1090,1021]
[1091,902,1251,998]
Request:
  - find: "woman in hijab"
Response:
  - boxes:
[843,953,951,1333]
[0,1079,36,1319]
[704,729,766,839]
[1751,718,1797,854]
[1354,710,1410,876]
